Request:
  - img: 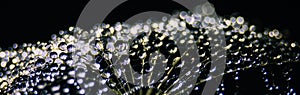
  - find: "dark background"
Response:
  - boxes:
[1,0,299,94]
[1,0,299,47]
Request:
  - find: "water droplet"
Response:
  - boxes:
[236,16,244,24]
[179,11,188,19]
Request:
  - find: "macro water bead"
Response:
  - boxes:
[1,1,299,95]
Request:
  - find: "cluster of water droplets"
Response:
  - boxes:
[0,2,299,95]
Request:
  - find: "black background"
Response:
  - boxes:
[1,0,299,94]
[1,0,299,47]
